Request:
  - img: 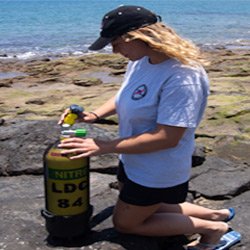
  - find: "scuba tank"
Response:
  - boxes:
[41,105,92,241]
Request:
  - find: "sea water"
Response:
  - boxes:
[0,0,249,59]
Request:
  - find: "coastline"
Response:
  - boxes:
[1,38,250,62]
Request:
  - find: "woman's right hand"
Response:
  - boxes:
[58,110,99,125]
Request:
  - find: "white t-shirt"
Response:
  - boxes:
[115,56,209,188]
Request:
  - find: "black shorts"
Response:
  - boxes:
[117,161,188,206]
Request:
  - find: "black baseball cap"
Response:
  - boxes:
[88,5,161,51]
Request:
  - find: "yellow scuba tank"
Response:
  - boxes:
[41,128,93,240]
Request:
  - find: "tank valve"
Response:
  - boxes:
[62,104,84,127]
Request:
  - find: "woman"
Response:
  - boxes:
[58,5,236,250]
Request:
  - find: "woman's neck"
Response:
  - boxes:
[148,51,170,64]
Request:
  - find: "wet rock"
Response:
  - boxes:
[79,54,127,69]
[0,118,5,126]
[214,139,250,165]
[0,118,249,249]
[73,78,102,87]
[104,58,127,70]
[0,79,13,87]
[192,144,206,167]
[38,77,60,83]
[25,99,45,105]
[224,191,250,248]
[0,173,188,250]
[191,157,250,199]
[110,69,126,76]
[91,154,119,174]
[0,119,118,176]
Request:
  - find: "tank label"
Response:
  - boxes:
[48,168,87,180]
[46,167,88,216]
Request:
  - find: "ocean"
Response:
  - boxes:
[0,0,250,59]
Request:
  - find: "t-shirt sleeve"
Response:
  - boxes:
[157,70,208,128]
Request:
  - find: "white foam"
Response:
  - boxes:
[16,51,38,60]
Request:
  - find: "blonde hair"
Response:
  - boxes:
[123,22,209,66]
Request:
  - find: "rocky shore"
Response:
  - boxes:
[0,48,250,249]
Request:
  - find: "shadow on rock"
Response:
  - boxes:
[45,205,189,250]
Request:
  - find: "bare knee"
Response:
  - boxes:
[112,214,134,233]
[112,199,160,234]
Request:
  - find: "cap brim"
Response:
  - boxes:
[88,37,113,51]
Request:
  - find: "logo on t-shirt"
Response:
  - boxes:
[132,84,147,100]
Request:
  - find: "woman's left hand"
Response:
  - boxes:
[58,137,105,159]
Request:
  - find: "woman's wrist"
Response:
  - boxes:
[89,111,100,121]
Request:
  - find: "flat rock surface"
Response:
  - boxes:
[1,49,250,249]
[0,119,249,249]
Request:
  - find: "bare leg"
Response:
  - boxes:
[118,181,230,222]
[113,199,228,246]
[156,202,231,221]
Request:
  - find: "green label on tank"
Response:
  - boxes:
[48,168,87,180]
